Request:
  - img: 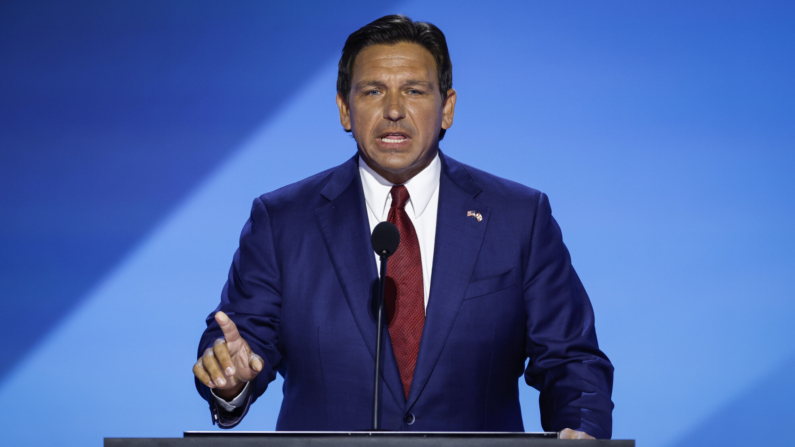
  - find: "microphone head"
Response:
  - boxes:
[371,221,400,258]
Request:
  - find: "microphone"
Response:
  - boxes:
[371,221,400,258]
[370,222,400,430]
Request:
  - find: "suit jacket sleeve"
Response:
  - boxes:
[195,196,283,428]
[523,193,614,439]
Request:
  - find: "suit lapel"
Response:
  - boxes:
[314,155,406,408]
[406,153,490,410]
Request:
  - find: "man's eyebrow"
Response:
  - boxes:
[355,80,385,89]
[354,79,435,89]
[403,80,433,87]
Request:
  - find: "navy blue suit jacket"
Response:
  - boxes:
[196,152,614,438]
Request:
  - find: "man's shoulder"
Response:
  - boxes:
[253,153,548,211]
[444,154,545,205]
[255,156,357,210]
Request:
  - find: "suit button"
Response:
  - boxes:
[403,413,415,425]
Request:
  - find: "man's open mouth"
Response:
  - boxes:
[379,133,410,143]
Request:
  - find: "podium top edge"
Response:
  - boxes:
[183,431,558,438]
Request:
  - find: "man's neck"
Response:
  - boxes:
[359,149,438,185]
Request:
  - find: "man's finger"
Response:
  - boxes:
[215,311,241,344]
[213,338,236,377]
[202,347,228,388]
[559,428,594,440]
[193,359,214,388]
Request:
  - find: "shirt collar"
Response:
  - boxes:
[359,152,441,221]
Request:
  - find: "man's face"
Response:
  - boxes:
[336,42,456,184]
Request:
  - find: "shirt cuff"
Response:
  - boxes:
[210,382,251,412]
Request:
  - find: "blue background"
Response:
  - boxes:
[1,1,793,445]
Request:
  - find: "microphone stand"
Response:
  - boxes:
[369,221,398,431]
[373,251,388,430]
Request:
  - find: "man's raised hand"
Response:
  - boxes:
[192,311,264,400]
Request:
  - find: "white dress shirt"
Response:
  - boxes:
[359,153,440,309]
[213,153,442,410]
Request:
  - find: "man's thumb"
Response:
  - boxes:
[250,354,264,373]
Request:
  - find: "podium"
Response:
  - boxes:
[105,431,635,446]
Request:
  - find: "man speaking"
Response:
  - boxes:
[192,15,614,440]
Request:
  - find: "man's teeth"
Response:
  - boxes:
[381,136,407,143]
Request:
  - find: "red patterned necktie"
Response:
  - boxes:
[384,185,425,400]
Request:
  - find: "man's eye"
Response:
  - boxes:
[408,89,423,95]
[366,90,380,96]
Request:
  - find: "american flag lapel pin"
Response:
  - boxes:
[467,210,483,222]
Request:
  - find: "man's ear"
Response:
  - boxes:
[336,92,352,131]
[441,88,457,130]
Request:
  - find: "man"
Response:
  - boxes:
[193,15,613,439]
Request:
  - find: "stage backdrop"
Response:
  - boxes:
[1,1,793,446]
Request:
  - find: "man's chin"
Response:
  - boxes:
[361,152,408,169]
[359,145,437,179]
[375,156,422,172]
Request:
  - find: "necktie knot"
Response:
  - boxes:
[390,185,410,210]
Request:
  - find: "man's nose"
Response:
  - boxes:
[383,92,406,121]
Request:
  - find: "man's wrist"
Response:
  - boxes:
[214,382,246,401]
[211,381,251,413]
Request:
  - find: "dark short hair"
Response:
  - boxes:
[337,14,453,140]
